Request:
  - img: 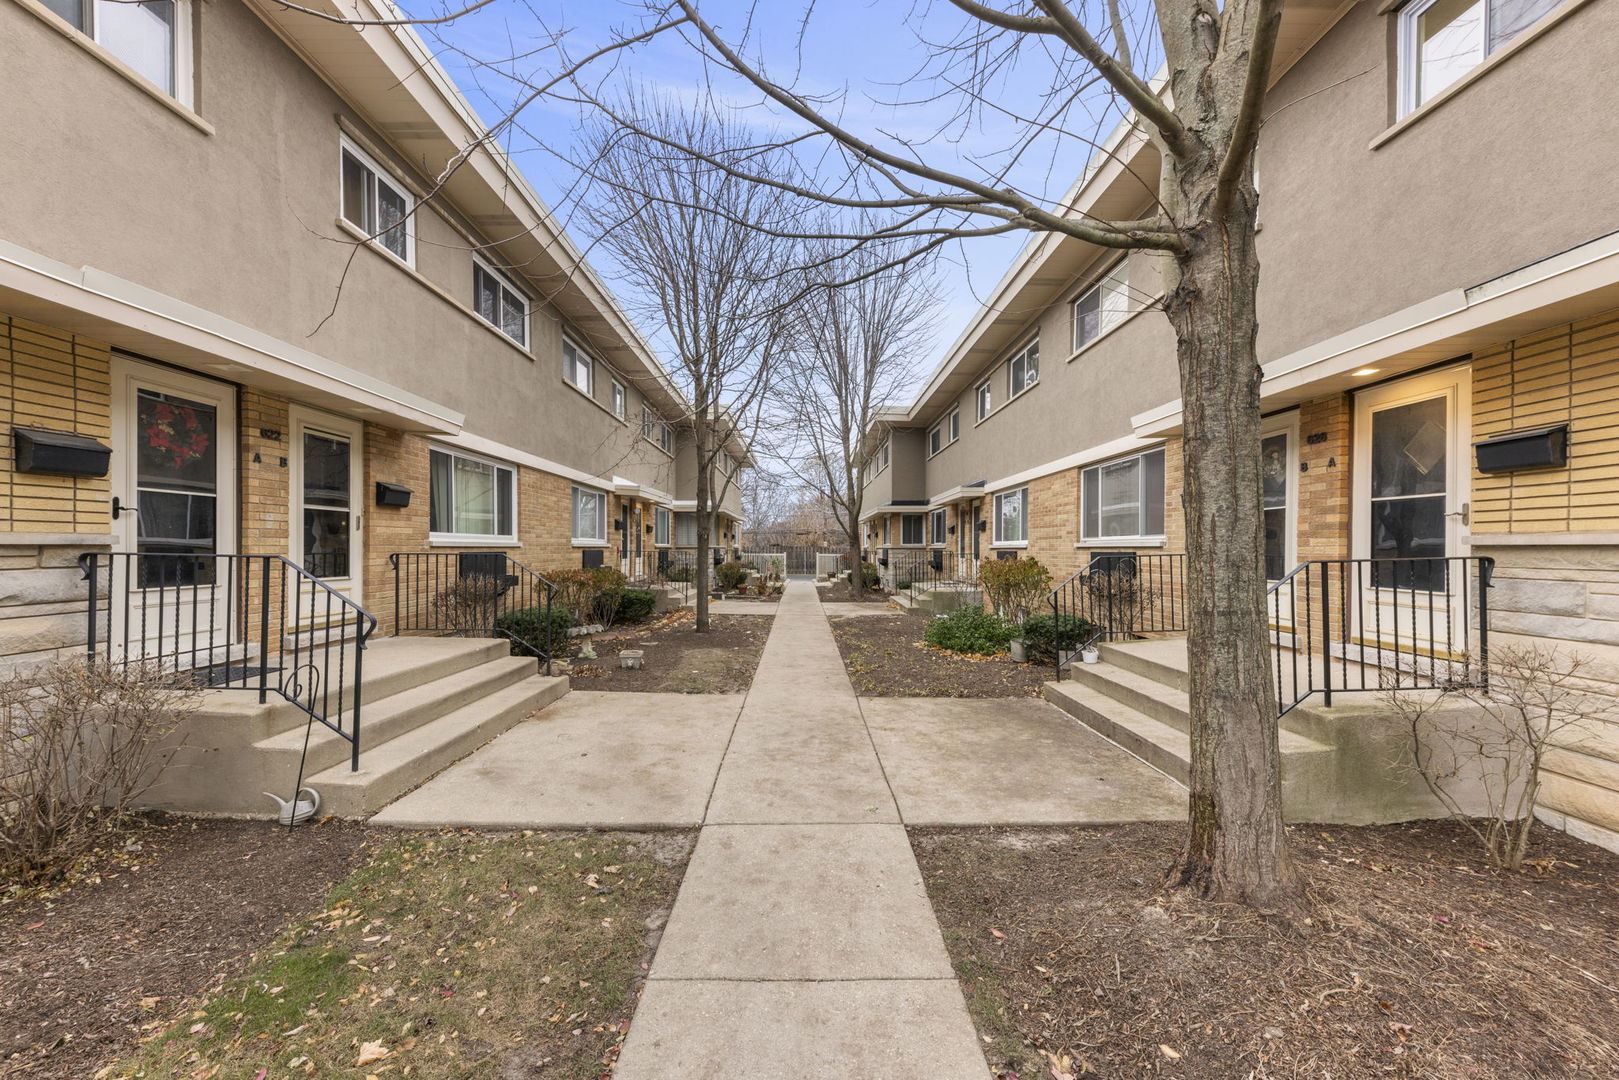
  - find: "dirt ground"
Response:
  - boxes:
[828,610,1050,697]
[913,820,1619,1080]
[564,611,770,693]
[816,581,884,603]
[0,816,375,1079]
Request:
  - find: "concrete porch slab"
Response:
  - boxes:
[613,979,987,1080]
[650,824,953,980]
[861,697,1184,825]
[370,690,741,828]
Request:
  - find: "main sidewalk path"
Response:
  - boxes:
[612,580,988,1079]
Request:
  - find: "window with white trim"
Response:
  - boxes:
[879,440,891,471]
[929,508,947,546]
[976,380,992,421]
[928,424,943,456]
[1007,339,1039,398]
[641,406,674,453]
[340,140,412,264]
[1082,447,1167,541]
[563,338,593,395]
[655,506,671,546]
[901,514,924,546]
[571,485,608,543]
[1398,0,1560,116]
[1073,260,1130,350]
[43,0,193,104]
[429,448,515,541]
[473,261,527,345]
[949,409,959,442]
[993,487,1028,544]
[611,378,627,419]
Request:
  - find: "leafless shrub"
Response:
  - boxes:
[1083,568,1162,636]
[1382,644,1613,870]
[430,576,504,635]
[0,658,198,882]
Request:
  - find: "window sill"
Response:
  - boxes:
[1370,0,1591,151]
[17,0,213,134]
[571,539,610,548]
[974,383,1038,428]
[428,536,520,548]
[641,433,675,457]
[1077,537,1167,548]
[990,541,1029,550]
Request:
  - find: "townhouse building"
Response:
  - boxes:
[864,0,1619,848]
[0,0,743,814]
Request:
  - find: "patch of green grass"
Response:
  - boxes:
[112,830,689,1080]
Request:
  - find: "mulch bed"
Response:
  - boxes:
[816,582,884,603]
[828,610,1049,697]
[913,820,1619,1080]
[0,815,375,1079]
[563,611,770,693]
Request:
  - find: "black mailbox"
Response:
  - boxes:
[12,426,111,477]
[375,481,412,507]
[1475,424,1569,474]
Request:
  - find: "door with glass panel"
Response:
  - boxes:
[109,357,238,666]
[1352,368,1471,658]
[289,409,364,626]
[1260,416,1300,636]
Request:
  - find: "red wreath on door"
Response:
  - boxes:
[145,402,211,469]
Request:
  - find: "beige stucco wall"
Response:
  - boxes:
[0,0,673,495]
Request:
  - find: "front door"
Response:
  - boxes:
[1261,413,1300,634]
[289,407,363,619]
[1352,366,1472,656]
[109,356,238,666]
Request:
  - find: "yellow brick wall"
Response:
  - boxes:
[240,390,291,560]
[1,315,112,534]
[1295,394,1353,561]
[1473,307,1619,534]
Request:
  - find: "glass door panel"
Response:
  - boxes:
[301,430,352,579]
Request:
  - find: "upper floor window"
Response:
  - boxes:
[429,447,515,541]
[473,261,527,345]
[571,485,608,543]
[611,378,627,419]
[1398,0,1561,116]
[976,380,992,421]
[949,409,960,442]
[993,487,1028,545]
[928,410,960,456]
[341,140,412,264]
[641,406,674,453]
[901,514,924,546]
[879,440,891,471]
[563,338,593,396]
[1074,261,1130,350]
[1008,339,1040,398]
[45,0,192,104]
[1082,447,1166,541]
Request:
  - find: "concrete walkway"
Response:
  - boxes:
[612,580,988,1080]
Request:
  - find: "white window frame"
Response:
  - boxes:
[571,484,609,545]
[562,337,594,396]
[929,508,947,546]
[949,409,960,443]
[900,513,925,547]
[654,506,672,546]
[339,136,415,267]
[1007,338,1040,399]
[928,423,943,457]
[641,406,674,454]
[428,446,517,545]
[976,380,992,422]
[472,257,528,346]
[879,440,891,472]
[44,0,196,106]
[993,487,1029,546]
[1396,0,1561,118]
[1081,447,1168,544]
[1073,260,1131,352]
[611,378,627,419]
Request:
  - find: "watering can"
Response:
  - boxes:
[264,786,322,826]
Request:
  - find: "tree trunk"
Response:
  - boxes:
[694,419,711,633]
[1162,192,1300,912]
[844,520,865,601]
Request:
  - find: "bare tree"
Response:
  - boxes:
[579,97,805,631]
[769,242,934,594]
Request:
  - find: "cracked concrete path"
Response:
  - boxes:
[612,580,987,1080]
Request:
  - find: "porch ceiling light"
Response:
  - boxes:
[1350,367,1380,377]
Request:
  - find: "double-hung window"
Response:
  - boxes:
[563,338,593,396]
[44,1,193,104]
[1398,0,1561,116]
[571,485,608,544]
[473,261,527,345]
[340,140,412,264]
[1007,340,1039,398]
[675,512,698,547]
[993,487,1028,545]
[928,424,943,456]
[1074,261,1130,350]
[429,448,515,541]
[654,506,671,546]
[879,441,891,471]
[901,514,924,546]
[949,409,960,442]
[1082,448,1167,541]
[976,380,992,421]
[641,406,674,453]
[929,508,947,546]
[611,379,627,419]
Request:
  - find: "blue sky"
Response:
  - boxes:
[397,0,1148,395]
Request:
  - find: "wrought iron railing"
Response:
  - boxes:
[388,552,558,675]
[904,549,980,605]
[1268,556,1493,716]
[78,552,376,772]
[1049,553,1188,678]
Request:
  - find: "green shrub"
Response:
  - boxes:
[894,578,912,591]
[716,560,749,592]
[543,567,627,626]
[857,561,880,589]
[615,588,658,624]
[923,607,1016,655]
[1020,613,1097,661]
[494,605,572,658]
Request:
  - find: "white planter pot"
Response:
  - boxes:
[1081,647,1100,664]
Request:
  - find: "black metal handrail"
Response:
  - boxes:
[1049,552,1188,678]
[78,552,377,771]
[388,552,559,675]
[903,549,980,605]
[1269,556,1493,716]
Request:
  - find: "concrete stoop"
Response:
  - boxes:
[1043,637,1464,824]
[140,637,569,819]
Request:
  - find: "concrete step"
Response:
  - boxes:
[1042,680,1191,783]
[308,673,570,818]
[254,654,541,777]
[1096,639,1192,692]
[1064,661,1196,733]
